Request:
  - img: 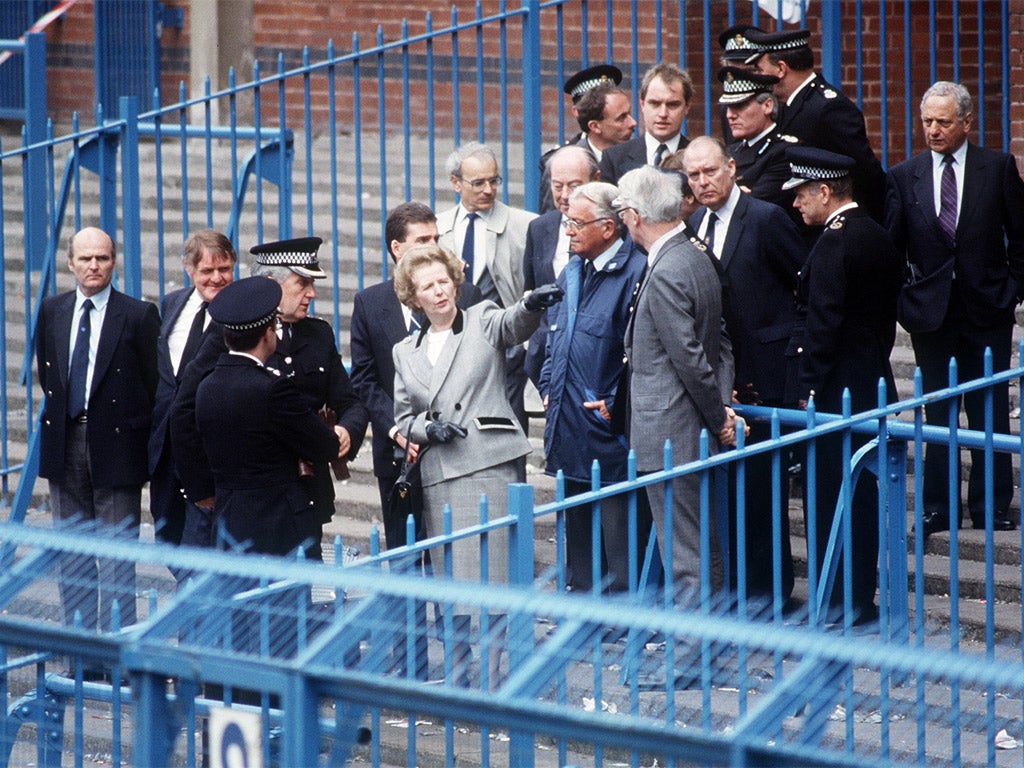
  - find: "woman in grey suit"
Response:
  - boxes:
[392,244,561,584]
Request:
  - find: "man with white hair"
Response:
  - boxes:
[539,180,649,594]
[616,165,737,609]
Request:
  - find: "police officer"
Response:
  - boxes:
[195,276,341,557]
[785,147,901,624]
[746,28,886,220]
[171,237,368,559]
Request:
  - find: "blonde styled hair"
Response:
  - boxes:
[393,243,465,309]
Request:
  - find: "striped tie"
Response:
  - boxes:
[938,154,958,243]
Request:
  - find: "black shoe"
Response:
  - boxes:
[916,512,957,539]
[971,514,1017,531]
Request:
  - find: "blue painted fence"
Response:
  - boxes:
[1,359,1023,766]
[0,2,1019,765]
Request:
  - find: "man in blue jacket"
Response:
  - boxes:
[538,181,650,593]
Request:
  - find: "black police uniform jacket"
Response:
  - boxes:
[171,315,367,522]
[269,316,369,523]
[794,205,901,411]
[777,75,886,220]
[196,353,340,556]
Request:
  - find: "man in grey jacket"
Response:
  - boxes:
[617,165,737,609]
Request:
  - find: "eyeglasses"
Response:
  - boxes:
[563,217,611,231]
[460,175,502,190]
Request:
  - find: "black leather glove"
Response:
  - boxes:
[425,420,468,444]
[524,283,564,312]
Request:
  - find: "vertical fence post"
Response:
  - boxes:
[818,1,842,86]
[23,32,46,271]
[120,96,142,298]
[507,481,535,767]
[520,0,541,212]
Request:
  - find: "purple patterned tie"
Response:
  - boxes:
[938,154,958,242]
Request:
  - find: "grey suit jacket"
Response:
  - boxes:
[624,230,733,472]
[392,301,542,486]
[436,200,536,308]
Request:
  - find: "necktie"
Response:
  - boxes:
[408,312,424,336]
[580,260,595,301]
[67,298,93,419]
[462,212,477,278]
[704,212,718,252]
[939,154,958,242]
[653,142,668,167]
[178,300,208,376]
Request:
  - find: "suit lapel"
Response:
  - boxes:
[719,194,746,271]
[91,290,124,395]
[912,152,940,230]
[54,292,76,385]
[958,143,985,229]
[427,317,465,401]
[381,281,410,343]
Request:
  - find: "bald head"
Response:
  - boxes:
[68,227,117,297]
[548,145,600,214]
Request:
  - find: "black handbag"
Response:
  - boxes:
[387,436,427,524]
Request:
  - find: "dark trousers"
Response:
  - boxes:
[50,419,141,631]
[726,419,795,601]
[911,318,1014,522]
[149,443,186,545]
[807,431,879,615]
[563,478,652,593]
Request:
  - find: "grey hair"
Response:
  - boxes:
[546,144,600,178]
[250,262,294,283]
[921,81,972,119]
[569,181,626,237]
[754,91,778,122]
[444,141,498,178]
[615,165,683,224]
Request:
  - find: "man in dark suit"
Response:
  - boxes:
[148,230,236,546]
[195,277,340,557]
[746,28,886,221]
[787,147,902,624]
[616,165,738,609]
[684,136,807,602]
[350,202,481,549]
[171,237,368,556]
[886,81,1024,536]
[523,145,600,387]
[36,227,160,631]
[599,62,694,184]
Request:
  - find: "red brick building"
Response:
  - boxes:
[40,1,1024,165]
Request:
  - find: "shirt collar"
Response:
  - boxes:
[589,237,624,273]
[646,221,687,267]
[227,350,265,367]
[787,72,818,106]
[460,204,492,224]
[645,132,681,159]
[711,183,742,226]
[825,201,859,227]
[746,122,777,147]
[76,283,111,312]
[931,141,968,168]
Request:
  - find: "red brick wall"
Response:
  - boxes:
[38,1,1024,166]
